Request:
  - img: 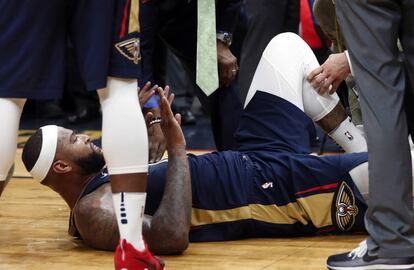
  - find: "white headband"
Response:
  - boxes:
[30,125,58,182]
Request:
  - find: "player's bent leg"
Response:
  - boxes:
[244,32,366,153]
[302,73,366,153]
[0,98,26,196]
[296,37,367,153]
[98,77,162,269]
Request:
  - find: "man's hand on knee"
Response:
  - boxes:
[307,52,350,95]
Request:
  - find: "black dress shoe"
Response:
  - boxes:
[327,240,414,270]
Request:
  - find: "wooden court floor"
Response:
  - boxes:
[0,149,366,270]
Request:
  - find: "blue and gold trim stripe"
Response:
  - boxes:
[191,192,335,229]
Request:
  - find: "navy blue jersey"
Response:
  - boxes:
[82,169,110,197]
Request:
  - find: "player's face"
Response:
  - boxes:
[57,127,105,175]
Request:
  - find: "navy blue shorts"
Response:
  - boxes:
[0,0,150,99]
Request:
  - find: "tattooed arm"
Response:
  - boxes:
[143,88,191,255]
[143,146,191,255]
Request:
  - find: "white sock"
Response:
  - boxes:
[329,117,367,153]
[113,192,147,251]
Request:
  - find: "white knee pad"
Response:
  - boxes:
[298,33,340,122]
[98,77,148,175]
[0,98,26,181]
[302,82,340,122]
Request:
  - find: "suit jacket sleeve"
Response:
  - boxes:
[216,0,242,33]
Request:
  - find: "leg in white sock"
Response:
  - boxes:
[298,36,367,153]
[98,77,148,251]
[303,82,367,153]
[244,33,366,153]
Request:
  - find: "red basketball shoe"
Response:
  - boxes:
[114,239,165,270]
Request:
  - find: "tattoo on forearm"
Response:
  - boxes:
[144,147,191,254]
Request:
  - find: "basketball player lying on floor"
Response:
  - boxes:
[23,33,375,255]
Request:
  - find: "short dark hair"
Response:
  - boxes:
[22,129,43,172]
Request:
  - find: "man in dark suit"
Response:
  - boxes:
[326,1,414,269]
[156,0,243,151]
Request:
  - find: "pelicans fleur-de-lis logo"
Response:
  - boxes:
[115,38,141,64]
[336,182,359,231]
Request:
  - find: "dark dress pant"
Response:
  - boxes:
[336,0,414,257]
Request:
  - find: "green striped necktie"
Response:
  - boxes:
[196,0,219,96]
